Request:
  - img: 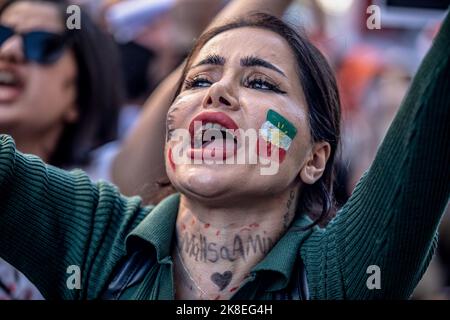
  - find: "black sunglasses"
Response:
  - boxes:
[0,24,73,65]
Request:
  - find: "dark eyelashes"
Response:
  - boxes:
[243,76,286,94]
[183,76,213,90]
[183,76,287,94]
[183,79,193,89]
[183,78,205,90]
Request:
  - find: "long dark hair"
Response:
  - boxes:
[0,0,123,167]
[171,13,341,228]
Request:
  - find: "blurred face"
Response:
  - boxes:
[165,27,317,203]
[0,1,78,141]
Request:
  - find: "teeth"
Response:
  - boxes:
[203,122,228,131]
[195,122,230,133]
[194,130,203,147]
[192,121,237,147]
[0,71,19,86]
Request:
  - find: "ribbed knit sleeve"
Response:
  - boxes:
[0,135,151,299]
[302,12,450,299]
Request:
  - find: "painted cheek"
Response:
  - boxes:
[256,138,287,163]
[257,109,297,163]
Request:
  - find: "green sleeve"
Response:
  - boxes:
[0,135,151,299]
[302,12,450,299]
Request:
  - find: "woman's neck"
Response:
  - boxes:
[173,189,298,300]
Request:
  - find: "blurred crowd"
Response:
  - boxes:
[0,0,448,300]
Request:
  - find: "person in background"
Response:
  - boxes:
[0,0,123,299]
[116,42,155,138]
[103,0,226,138]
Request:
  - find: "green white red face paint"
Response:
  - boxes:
[259,109,297,163]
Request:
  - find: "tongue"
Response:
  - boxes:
[202,137,235,158]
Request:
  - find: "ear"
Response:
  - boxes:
[299,141,331,185]
[64,103,79,124]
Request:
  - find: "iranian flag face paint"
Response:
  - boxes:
[258,109,297,163]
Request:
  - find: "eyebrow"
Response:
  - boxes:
[240,55,286,77]
[193,54,226,68]
[191,54,286,77]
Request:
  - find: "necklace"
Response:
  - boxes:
[175,245,210,299]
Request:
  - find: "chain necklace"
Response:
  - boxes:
[175,245,210,299]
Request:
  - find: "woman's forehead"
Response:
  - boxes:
[191,27,296,71]
[1,1,63,33]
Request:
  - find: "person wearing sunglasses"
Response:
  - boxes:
[0,24,73,65]
[0,0,122,166]
[0,0,123,299]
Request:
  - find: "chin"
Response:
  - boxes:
[172,164,235,200]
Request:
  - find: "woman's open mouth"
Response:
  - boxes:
[0,68,24,104]
[188,111,239,161]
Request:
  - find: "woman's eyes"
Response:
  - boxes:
[183,76,286,94]
[244,77,287,94]
[184,77,211,89]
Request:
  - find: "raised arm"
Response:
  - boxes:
[0,135,149,299]
[111,0,294,203]
[302,12,450,299]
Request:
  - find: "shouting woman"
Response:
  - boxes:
[0,4,449,299]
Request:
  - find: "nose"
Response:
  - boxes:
[0,35,25,63]
[201,81,239,111]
